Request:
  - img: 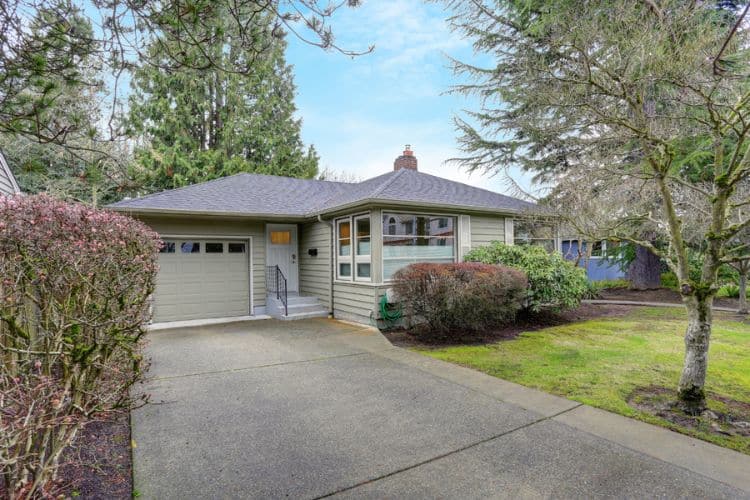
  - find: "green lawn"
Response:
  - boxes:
[418,307,750,454]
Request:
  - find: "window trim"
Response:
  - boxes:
[335,217,353,281]
[381,212,457,283]
[335,213,372,282]
[354,214,372,282]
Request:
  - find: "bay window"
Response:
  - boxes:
[382,213,456,280]
[336,214,371,281]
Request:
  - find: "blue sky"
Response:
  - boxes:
[285,0,533,194]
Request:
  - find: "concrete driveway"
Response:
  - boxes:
[132,319,750,499]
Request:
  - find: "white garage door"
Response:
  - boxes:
[153,239,251,322]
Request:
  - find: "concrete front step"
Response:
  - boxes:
[276,310,330,321]
[266,294,328,320]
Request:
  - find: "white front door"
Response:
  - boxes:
[266,224,299,293]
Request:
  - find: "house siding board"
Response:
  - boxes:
[332,282,389,324]
[0,175,14,196]
[136,215,266,311]
[0,151,20,196]
[470,215,506,249]
[298,220,332,309]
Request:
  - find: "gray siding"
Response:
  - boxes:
[0,158,19,196]
[298,220,332,309]
[470,215,506,249]
[136,215,266,311]
[332,282,389,325]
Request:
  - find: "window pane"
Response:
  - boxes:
[270,231,291,245]
[338,221,350,239]
[514,220,554,240]
[357,263,371,278]
[159,241,175,253]
[357,238,371,255]
[356,217,370,238]
[228,243,246,253]
[339,262,351,277]
[339,239,351,256]
[382,213,454,237]
[181,242,200,253]
[383,237,454,259]
[206,243,223,253]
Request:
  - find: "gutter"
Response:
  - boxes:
[317,214,335,317]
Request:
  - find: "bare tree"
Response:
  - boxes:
[442,0,750,412]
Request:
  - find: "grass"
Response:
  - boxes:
[417,307,750,454]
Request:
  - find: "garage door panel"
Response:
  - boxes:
[153,239,251,322]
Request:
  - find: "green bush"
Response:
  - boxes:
[465,243,589,312]
[661,271,679,290]
[717,283,744,298]
[391,262,527,334]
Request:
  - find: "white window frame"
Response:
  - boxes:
[335,218,353,281]
[335,212,372,282]
[381,212,457,282]
[354,214,372,282]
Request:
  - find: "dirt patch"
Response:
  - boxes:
[56,411,132,499]
[599,287,740,309]
[383,303,633,348]
[629,386,750,441]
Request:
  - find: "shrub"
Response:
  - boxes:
[465,243,589,312]
[661,271,679,290]
[391,262,527,334]
[717,283,742,298]
[0,195,160,496]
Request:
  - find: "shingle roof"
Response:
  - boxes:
[108,169,536,216]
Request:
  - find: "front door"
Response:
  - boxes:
[266,224,299,293]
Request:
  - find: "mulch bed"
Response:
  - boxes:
[56,412,132,499]
[383,303,633,348]
[599,287,741,310]
[629,386,750,442]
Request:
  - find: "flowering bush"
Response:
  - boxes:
[465,243,589,312]
[392,262,527,334]
[0,194,160,497]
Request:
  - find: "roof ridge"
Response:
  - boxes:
[369,169,405,198]
[407,169,534,204]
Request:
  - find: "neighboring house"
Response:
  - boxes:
[561,239,628,281]
[108,146,537,325]
[0,150,21,196]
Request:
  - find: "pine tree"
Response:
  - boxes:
[128,7,319,191]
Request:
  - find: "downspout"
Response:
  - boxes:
[318,214,335,317]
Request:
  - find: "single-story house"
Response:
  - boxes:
[0,150,21,196]
[109,146,540,325]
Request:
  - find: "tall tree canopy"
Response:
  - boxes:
[0,6,133,205]
[442,0,750,411]
[1,0,369,156]
[128,6,319,190]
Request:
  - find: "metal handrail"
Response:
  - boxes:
[266,265,288,316]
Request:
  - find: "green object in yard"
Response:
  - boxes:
[379,294,403,327]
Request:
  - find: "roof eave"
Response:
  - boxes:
[107,205,310,221]
[313,198,546,219]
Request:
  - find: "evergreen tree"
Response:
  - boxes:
[0,7,132,206]
[128,7,319,191]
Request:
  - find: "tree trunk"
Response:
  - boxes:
[677,295,712,413]
[739,273,748,314]
[628,244,661,289]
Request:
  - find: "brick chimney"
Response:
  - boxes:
[394,144,418,171]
